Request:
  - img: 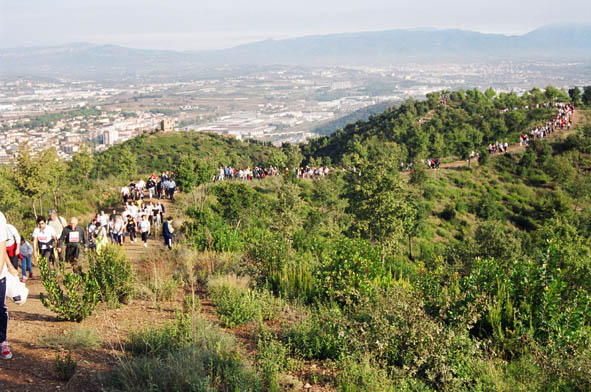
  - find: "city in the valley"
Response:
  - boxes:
[1,61,589,163]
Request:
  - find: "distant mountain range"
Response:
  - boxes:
[2,24,590,79]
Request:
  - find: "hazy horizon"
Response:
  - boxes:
[2,0,590,51]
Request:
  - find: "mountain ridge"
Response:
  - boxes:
[2,23,590,78]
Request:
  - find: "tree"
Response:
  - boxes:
[282,144,303,168]
[568,87,582,106]
[267,148,287,168]
[175,157,199,192]
[345,148,417,265]
[11,143,44,218]
[40,147,66,208]
[118,146,137,178]
[68,145,94,184]
[409,162,427,186]
[544,85,560,102]
[582,86,591,107]
[273,180,305,236]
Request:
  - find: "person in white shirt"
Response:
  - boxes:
[138,215,150,247]
[5,224,21,270]
[121,185,130,203]
[1,211,20,360]
[97,210,109,228]
[32,216,59,269]
[136,179,145,191]
[113,216,125,245]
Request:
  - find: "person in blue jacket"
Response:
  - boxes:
[162,216,174,250]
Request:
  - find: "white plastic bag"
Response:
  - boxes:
[5,272,29,305]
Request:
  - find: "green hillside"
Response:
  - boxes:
[93,131,283,177]
[170,107,591,390]
[2,87,591,391]
[302,87,569,165]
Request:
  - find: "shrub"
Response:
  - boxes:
[316,237,391,306]
[337,356,397,392]
[39,257,99,322]
[136,259,179,302]
[462,250,591,357]
[440,204,456,221]
[39,327,102,351]
[182,293,202,314]
[105,345,260,392]
[88,244,134,305]
[148,276,178,302]
[285,305,350,360]
[207,274,284,328]
[347,286,480,390]
[55,352,77,381]
[125,313,192,357]
[256,330,290,392]
[105,314,260,391]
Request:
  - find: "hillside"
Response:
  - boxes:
[92,130,290,179]
[1,88,591,391]
[302,87,571,165]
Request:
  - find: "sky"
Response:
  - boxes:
[1,0,590,51]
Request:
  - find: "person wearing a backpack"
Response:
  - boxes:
[1,210,19,359]
[48,209,67,262]
[162,216,174,250]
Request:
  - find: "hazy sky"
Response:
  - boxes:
[1,0,590,50]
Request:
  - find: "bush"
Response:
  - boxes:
[316,237,391,306]
[347,286,480,390]
[105,345,259,392]
[125,313,192,357]
[337,356,398,392]
[55,352,77,382]
[207,275,284,328]
[440,204,456,221]
[39,257,99,322]
[182,293,202,314]
[88,244,134,305]
[256,331,290,392]
[39,327,102,351]
[136,260,179,302]
[105,314,260,391]
[285,305,350,360]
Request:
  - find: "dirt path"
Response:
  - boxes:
[439,110,583,169]
[0,197,177,392]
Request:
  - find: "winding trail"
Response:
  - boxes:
[438,110,583,169]
[0,196,178,392]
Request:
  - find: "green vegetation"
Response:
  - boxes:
[302,87,568,164]
[20,107,102,130]
[39,245,135,321]
[55,351,78,382]
[207,275,284,328]
[93,131,279,182]
[172,90,590,389]
[39,327,102,351]
[2,85,590,389]
[106,314,261,391]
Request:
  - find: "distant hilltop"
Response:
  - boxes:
[2,23,591,79]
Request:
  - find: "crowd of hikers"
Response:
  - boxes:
[519,102,575,146]
[404,102,576,169]
[215,165,331,181]
[86,172,176,252]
